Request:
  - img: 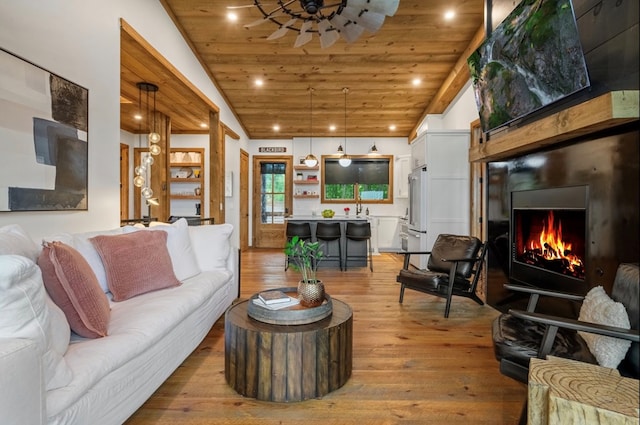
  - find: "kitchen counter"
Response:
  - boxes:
[285,215,370,221]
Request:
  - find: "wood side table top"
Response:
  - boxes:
[225,298,353,402]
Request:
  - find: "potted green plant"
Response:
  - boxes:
[284,235,325,307]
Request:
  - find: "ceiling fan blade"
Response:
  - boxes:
[330,14,365,43]
[340,6,385,32]
[318,19,340,48]
[244,11,285,28]
[346,0,399,16]
[226,4,257,9]
[267,18,298,40]
[293,21,314,48]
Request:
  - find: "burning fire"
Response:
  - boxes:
[526,211,584,275]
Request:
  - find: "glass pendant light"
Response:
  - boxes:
[339,87,351,167]
[304,87,318,167]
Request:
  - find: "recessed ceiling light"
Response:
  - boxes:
[273,124,280,131]
[412,78,421,86]
[329,125,336,131]
[255,78,264,87]
[227,12,238,22]
[444,10,455,20]
[389,124,397,131]
[134,114,142,121]
[200,123,208,129]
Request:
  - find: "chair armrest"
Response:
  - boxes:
[397,251,432,269]
[442,257,478,263]
[509,309,640,342]
[504,283,584,312]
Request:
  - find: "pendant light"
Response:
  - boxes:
[304,87,318,167]
[133,82,160,204]
[339,87,352,167]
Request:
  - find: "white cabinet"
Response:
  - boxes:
[394,154,411,199]
[409,130,471,267]
[376,216,401,251]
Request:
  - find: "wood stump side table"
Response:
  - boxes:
[225,298,353,402]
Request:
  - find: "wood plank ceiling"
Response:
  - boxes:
[121,0,485,140]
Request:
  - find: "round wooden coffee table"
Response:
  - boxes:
[224,297,353,402]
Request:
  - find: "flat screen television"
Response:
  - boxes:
[467,0,591,133]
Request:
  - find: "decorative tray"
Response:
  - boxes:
[247,287,333,325]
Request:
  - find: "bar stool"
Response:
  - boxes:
[315,221,343,271]
[285,221,312,271]
[345,221,373,272]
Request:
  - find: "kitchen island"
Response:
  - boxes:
[285,216,370,269]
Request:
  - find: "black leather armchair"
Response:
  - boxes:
[396,234,487,318]
[492,263,639,424]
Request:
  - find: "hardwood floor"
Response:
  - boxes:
[125,250,525,424]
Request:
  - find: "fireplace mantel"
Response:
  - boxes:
[469,90,639,163]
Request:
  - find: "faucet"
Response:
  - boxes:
[355,196,362,216]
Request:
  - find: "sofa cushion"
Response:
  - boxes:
[0,224,41,262]
[44,227,129,293]
[137,218,201,281]
[91,230,181,301]
[189,223,234,271]
[38,241,110,338]
[578,285,632,368]
[0,255,73,391]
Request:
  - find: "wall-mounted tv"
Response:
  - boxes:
[467,0,591,133]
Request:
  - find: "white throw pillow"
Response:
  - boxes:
[188,223,233,271]
[44,227,129,293]
[129,218,201,281]
[0,224,41,262]
[578,285,632,369]
[0,255,73,391]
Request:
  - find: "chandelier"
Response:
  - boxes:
[133,82,161,206]
[234,0,399,48]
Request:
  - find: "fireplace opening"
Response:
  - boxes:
[514,209,586,280]
[510,185,588,292]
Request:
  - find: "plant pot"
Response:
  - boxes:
[297,280,325,308]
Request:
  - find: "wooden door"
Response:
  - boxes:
[252,156,293,248]
[120,143,129,221]
[240,149,249,251]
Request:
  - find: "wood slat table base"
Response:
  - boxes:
[225,298,353,402]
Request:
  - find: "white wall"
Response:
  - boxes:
[414,81,480,136]
[0,0,247,241]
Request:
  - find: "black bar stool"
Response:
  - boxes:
[315,221,343,271]
[285,221,312,271]
[345,221,373,272]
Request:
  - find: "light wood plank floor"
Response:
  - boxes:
[126,250,525,425]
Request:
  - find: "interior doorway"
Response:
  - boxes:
[120,143,129,221]
[240,149,249,251]
[252,155,293,249]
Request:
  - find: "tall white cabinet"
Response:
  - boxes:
[410,130,470,267]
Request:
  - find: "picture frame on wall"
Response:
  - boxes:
[0,48,89,211]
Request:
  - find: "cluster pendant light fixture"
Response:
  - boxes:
[133,82,161,206]
[339,87,352,167]
[304,87,318,167]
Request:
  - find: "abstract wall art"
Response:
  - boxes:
[0,48,88,211]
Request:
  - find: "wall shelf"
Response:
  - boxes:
[169,148,204,218]
[294,180,319,185]
[294,195,319,199]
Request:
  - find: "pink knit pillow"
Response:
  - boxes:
[38,241,110,338]
[90,230,181,301]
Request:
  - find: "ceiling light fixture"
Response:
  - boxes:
[134,82,161,205]
[339,87,352,168]
[304,88,318,167]
[235,0,399,49]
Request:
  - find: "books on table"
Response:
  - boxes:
[254,291,300,310]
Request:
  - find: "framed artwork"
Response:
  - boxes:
[0,48,88,211]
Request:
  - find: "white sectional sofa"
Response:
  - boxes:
[0,219,238,425]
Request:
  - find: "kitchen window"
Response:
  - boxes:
[321,155,393,204]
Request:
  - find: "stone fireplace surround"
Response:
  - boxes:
[484,115,639,314]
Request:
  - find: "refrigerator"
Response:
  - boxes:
[407,166,429,269]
